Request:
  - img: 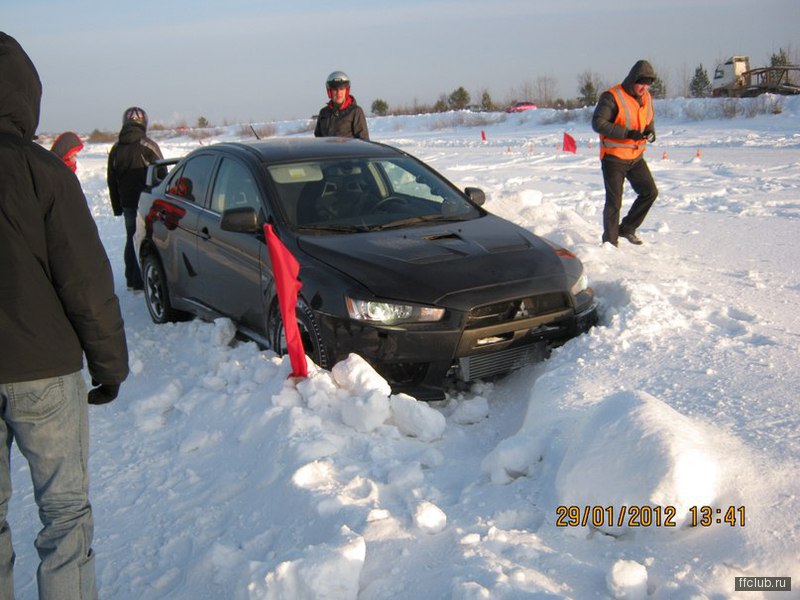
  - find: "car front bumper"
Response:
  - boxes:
[315,302,598,401]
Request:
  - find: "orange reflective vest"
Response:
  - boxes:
[599,85,653,160]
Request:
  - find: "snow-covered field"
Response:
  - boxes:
[10,96,800,599]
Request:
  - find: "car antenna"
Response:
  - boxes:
[250,124,261,140]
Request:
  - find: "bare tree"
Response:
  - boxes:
[534,75,556,107]
[677,62,692,97]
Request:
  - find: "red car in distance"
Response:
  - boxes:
[505,102,538,113]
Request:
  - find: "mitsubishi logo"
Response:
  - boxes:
[515,300,530,319]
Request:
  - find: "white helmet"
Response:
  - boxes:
[326,71,351,91]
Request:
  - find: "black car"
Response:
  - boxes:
[134,138,597,400]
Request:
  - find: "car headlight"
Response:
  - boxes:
[345,296,445,324]
[570,272,594,312]
[571,273,589,296]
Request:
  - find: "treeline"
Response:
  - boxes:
[370,47,798,116]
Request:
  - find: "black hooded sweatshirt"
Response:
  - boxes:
[0,32,129,385]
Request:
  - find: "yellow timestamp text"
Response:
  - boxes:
[556,505,678,528]
[688,505,746,527]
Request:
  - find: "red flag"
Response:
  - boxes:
[562,132,577,153]
[264,224,308,378]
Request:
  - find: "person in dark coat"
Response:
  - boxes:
[592,59,659,246]
[314,71,370,140]
[0,31,129,600]
[107,106,163,290]
[50,130,83,172]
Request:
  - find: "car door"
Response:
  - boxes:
[194,156,269,332]
[153,153,217,303]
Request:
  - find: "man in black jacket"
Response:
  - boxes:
[591,60,659,246]
[314,71,370,140]
[0,32,129,599]
[107,106,163,290]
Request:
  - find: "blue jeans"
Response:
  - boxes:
[0,371,97,600]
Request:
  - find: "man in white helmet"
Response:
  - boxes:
[314,70,369,140]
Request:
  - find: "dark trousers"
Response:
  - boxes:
[123,207,143,289]
[601,157,658,244]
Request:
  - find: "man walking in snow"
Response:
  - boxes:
[0,32,129,600]
[107,106,163,290]
[592,59,659,246]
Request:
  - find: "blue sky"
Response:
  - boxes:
[6,0,799,133]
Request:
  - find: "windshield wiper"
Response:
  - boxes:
[377,214,470,230]
[295,223,375,233]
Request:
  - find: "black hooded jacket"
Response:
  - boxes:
[0,32,129,385]
[591,60,657,161]
[107,122,163,214]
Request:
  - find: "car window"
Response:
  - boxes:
[268,156,479,230]
[210,158,262,214]
[381,161,442,202]
[166,154,216,205]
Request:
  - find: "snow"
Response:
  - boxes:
[10,95,800,599]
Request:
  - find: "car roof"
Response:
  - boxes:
[207,137,404,165]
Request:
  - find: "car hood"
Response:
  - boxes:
[296,215,572,310]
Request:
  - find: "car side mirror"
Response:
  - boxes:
[464,187,486,206]
[145,158,179,189]
[220,206,260,233]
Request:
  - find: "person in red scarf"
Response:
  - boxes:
[314,71,369,140]
[50,131,83,172]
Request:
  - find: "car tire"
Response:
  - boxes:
[142,252,184,324]
[268,299,330,369]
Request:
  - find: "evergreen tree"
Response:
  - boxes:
[649,76,666,99]
[371,99,389,116]
[480,89,494,111]
[577,71,599,106]
[689,64,711,98]
[578,80,597,106]
[448,86,470,110]
[197,116,209,128]
[771,48,790,67]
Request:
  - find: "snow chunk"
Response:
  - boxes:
[606,559,648,600]
[255,526,365,600]
[414,500,447,534]
[332,353,392,396]
[556,390,719,533]
[210,318,237,347]
[450,396,490,424]
[340,390,391,433]
[390,394,446,442]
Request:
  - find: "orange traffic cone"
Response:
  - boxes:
[696,148,702,158]
[662,151,668,160]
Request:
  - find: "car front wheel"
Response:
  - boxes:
[268,300,330,369]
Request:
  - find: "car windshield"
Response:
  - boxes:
[267,156,481,232]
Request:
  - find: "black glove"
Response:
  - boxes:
[626,129,645,141]
[88,383,120,405]
[643,126,656,143]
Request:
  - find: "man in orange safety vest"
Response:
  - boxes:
[592,59,659,246]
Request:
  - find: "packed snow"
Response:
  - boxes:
[9,95,800,599]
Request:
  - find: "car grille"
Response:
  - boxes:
[458,342,548,381]
[466,293,569,328]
